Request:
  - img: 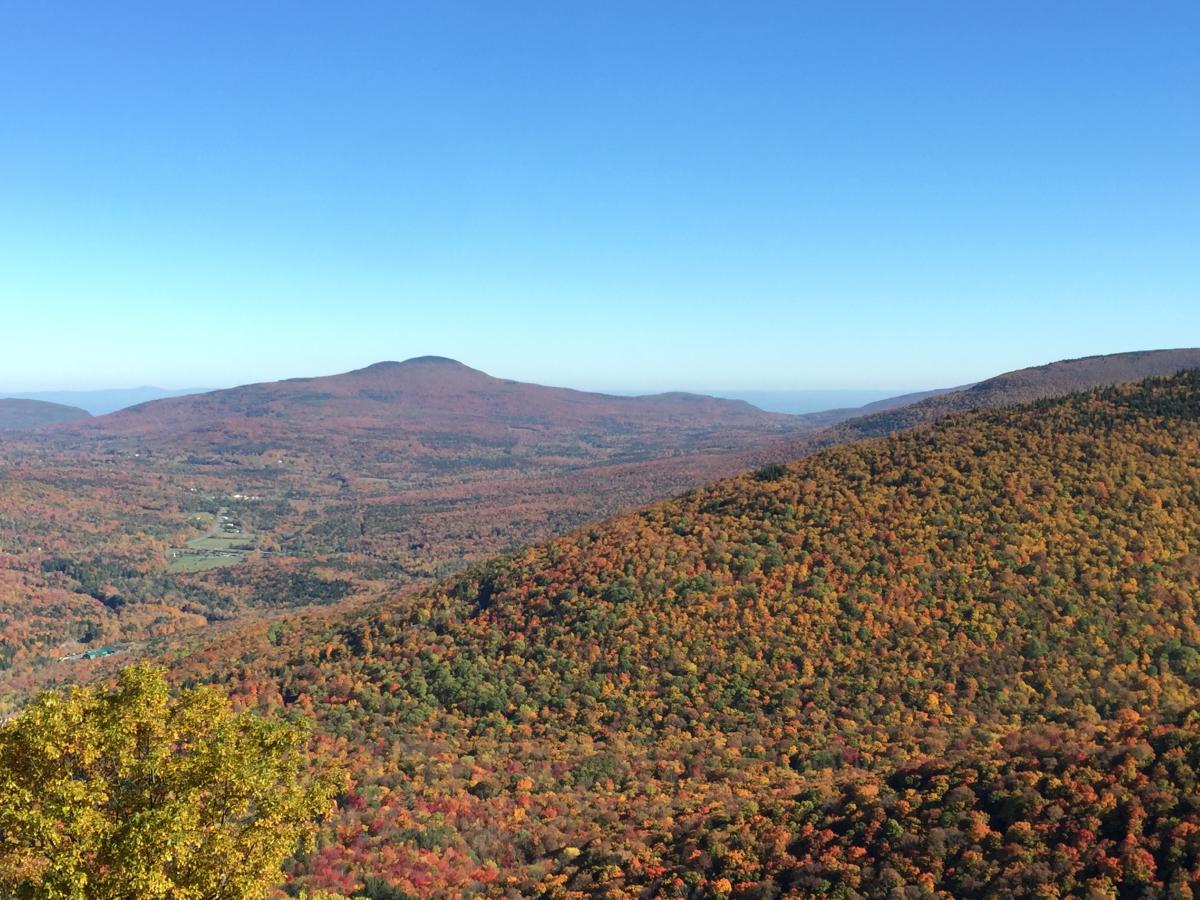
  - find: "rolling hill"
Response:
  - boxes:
[163,367,1200,897]
[0,398,90,431]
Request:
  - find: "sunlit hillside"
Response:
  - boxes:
[168,370,1200,897]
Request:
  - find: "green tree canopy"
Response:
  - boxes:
[0,664,341,899]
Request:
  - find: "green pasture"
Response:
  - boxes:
[167,551,244,573]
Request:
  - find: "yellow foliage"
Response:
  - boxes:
[0,664,342,899]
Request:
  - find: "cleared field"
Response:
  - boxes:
[166,506,257,572]
[167,551,244,573]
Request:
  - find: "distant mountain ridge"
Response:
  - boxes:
[0,398,90,431]
[794,384,964,428]
[707,348,1200,469]
[30,349,1200,492]
[56,356,807,451]
[1,386,207,415]
[817,347,1200,443]
[694,388,907,415]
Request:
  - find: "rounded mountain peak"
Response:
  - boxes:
[400,355,464,366]
[355,356,466,373]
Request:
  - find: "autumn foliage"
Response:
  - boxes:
[151,371,1200,896]
[0,664,341,899]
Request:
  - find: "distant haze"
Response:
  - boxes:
[698,389,913,415]
[0,387,209,416]
[2,380,915,418]
[610,389,910,415]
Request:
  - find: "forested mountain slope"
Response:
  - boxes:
[173,369,1200,897]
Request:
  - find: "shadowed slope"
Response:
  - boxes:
[0,398,90,431]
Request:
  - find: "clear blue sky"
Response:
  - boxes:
[2,1,1197,392]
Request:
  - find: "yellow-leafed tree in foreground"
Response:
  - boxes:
[0,664,341,900]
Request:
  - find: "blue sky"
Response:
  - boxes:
[2,1,1197,392]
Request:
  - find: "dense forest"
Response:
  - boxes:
[154,370,1200,897]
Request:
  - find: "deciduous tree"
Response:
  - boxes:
[0,664,341,899]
